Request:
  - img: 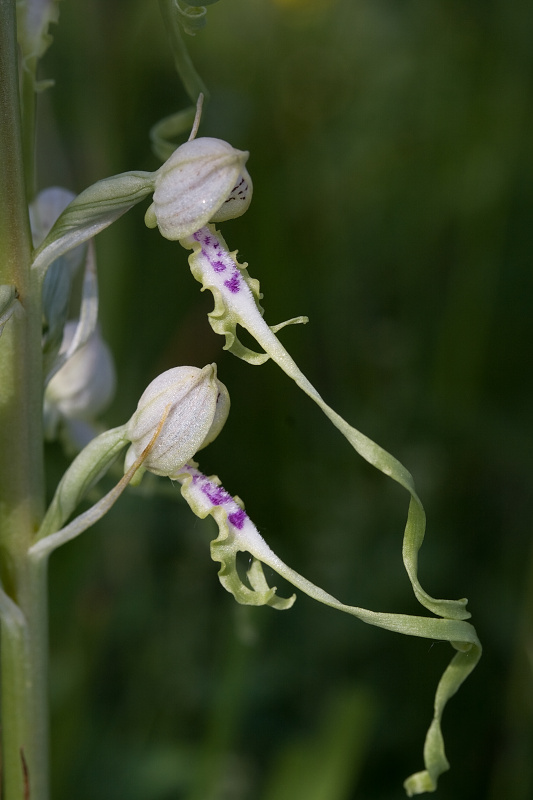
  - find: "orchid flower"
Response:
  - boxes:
[149,182,481,794]
[22,93,481,795]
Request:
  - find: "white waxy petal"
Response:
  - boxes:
[147,137,250,240]
[125,364,230,477]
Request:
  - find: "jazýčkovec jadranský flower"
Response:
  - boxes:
[143,137,481,795]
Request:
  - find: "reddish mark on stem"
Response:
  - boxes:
[20,748,30,800]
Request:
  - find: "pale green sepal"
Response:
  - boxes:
[35,425,129,544]
[0,286,21,338]
[32,171,155,279]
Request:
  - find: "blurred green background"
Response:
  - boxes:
[38,0,533,798]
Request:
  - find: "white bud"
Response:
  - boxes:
[124,364,230,478]
[145,137,252,240]
[44,321,116,438]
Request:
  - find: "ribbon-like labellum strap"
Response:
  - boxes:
[180,225,470,622]
[174,464,481,795]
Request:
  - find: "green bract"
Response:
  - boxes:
[31,172,155,279]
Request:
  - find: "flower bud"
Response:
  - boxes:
[124,364,230,477]
[144,137,252,240]
[44,321,116,439]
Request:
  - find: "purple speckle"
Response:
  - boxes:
[228,509,247,529]
[224,271,241,293]
[212,260,226,273]
[202,482,231,506]
[193,231,201,241]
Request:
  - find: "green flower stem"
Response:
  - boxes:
[20,57,38,201]
[0,1,48,798]
[158,0,208,104]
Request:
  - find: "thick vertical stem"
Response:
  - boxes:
[0,1,48,799]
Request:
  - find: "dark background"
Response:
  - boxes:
[40,1,533,798]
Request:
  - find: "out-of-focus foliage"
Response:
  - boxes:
[40,0,533,798]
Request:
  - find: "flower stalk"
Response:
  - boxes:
[0,2,48,798]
